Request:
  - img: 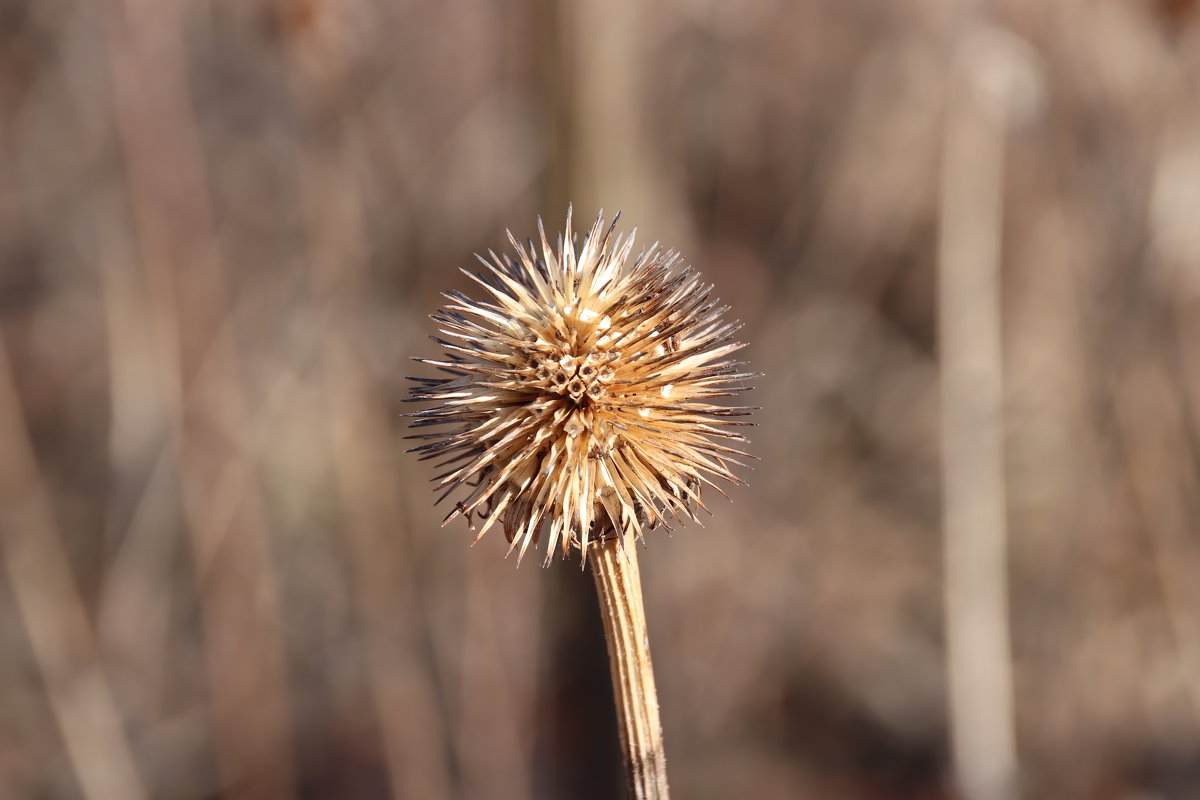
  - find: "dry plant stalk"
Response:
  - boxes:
[407,209,754,798]
[591,536,669,798]
[938,35,1020,800]
[0,340,148,800]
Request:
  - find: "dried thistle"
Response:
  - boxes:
[407,209,755,799]
[406,209,755,565]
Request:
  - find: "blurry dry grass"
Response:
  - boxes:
[2,0,1200,798]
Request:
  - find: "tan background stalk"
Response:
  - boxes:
[0,327,147,800]
[101,1,296,796]
[591,538,670,800]
[938,29,1022,800]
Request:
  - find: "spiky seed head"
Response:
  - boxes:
[406,209,756,566]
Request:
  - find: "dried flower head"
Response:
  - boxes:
[406,209,755,565]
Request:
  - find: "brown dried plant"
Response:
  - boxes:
[406,209,755,565]
[407,209,754,799]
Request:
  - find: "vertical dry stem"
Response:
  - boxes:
[275,5,459,798]
[938,32,1020,800]
[590,537,670,800]
[0,340,148,800]
[101,2,296,795]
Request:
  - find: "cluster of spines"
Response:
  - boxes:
[406,210,757,565]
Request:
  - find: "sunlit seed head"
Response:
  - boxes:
[405,208,756,566]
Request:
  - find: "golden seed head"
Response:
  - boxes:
[406,209,755,565]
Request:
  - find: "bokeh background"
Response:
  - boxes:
[3,0,1200,798]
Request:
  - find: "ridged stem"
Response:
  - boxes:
[590,536,670,800]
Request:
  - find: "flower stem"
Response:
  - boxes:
[590,536,670,800]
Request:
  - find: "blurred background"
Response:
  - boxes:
[3,0,1200,798]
